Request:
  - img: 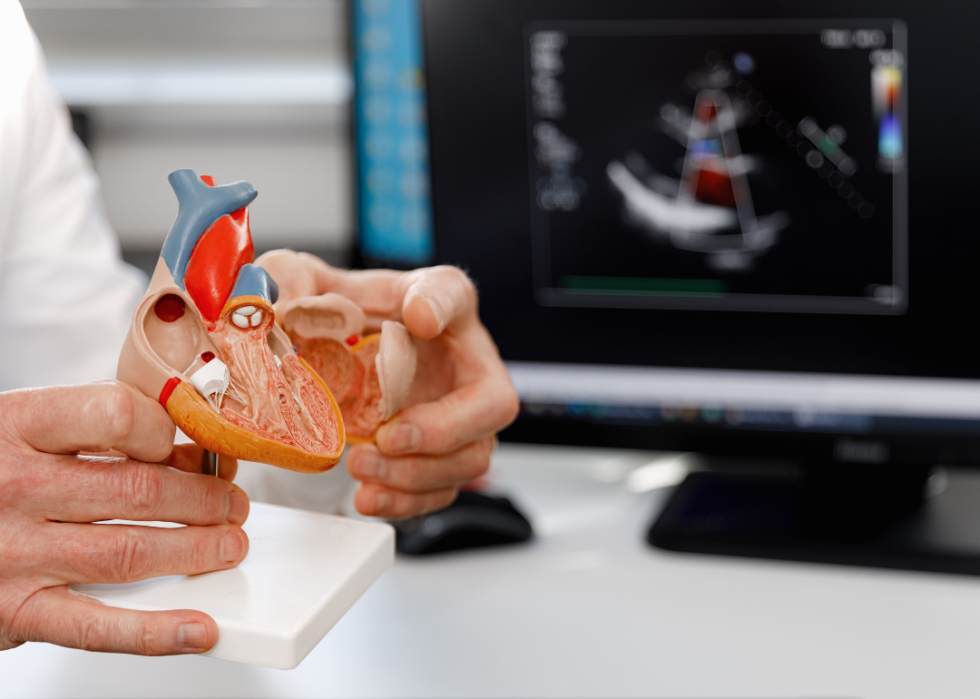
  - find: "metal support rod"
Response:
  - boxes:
[204,450,219,477]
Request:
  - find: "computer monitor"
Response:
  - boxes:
[352,0,980,471]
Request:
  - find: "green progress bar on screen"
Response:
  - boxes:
[558,276,728,297]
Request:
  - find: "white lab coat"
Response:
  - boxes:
[0,1,355,511]
[0,0,145,391]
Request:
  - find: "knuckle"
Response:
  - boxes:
[191,527,223,570]
[96,382,135,446]
[77,616,111,652]
[109,528,152,582]
[200,479,229,522]
[121,466,163,516]
[131,621,152,655]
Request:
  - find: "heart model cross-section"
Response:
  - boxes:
[117,170,345,473]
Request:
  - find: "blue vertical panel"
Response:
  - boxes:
[353,0,434,266]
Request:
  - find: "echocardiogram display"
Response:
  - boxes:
[526,20,907,313]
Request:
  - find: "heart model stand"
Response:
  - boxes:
[71,499,393,669]
[102,170,396,668]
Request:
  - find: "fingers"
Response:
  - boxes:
[297,252,406,317]
[376,376,519,456]
[1,381,175,463]
[348,434,493,518]
[259,251,478,336]
[13,586,218,655]
[30,458,249,526]
[259,250,409,323]
[401,266,477,340]
[165,444,239,482]
[353,482,458,519]
[41,522,248,585]
[347,438,493,492]
[348,435,493,519]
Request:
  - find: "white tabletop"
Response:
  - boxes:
[4,443,980,698]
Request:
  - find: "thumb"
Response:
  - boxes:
[401,266,476,340]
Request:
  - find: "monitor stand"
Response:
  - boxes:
[649,461,980,576]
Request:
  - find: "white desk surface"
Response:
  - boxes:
[4,443,980,698]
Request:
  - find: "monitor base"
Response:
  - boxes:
[649,464,980,576]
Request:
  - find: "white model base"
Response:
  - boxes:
[70,502,395,670]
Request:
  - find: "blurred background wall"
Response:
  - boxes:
[22,0,353,276]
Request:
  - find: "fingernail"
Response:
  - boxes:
[407,288,447,334]
[381,424,421,455]
[354,447,385,479]
[221,529,246,562]
[227,490,249,524]
[177,622,209,652]
[424,294,448,334]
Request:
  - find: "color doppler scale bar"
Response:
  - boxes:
[506,362,980,420]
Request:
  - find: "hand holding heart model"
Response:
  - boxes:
[117,170,417,473]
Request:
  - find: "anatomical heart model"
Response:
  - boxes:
[118,169,417,473]
[118,169,347,473]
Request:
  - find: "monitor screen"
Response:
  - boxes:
[358,0,980,465]
[524,20,906,315]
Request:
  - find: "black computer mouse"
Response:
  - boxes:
[393,490,533,555]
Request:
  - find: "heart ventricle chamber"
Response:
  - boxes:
[291,335,384,441]
[277,294,417,443]
[206,310,343,455]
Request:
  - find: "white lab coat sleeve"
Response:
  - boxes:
[0,0,145,391]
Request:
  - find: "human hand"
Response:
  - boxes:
[0,381,249,655]
[257,251,520,518]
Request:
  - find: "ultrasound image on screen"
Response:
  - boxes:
[526,20,907,314]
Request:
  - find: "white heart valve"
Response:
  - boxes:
[189,357,231,411]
